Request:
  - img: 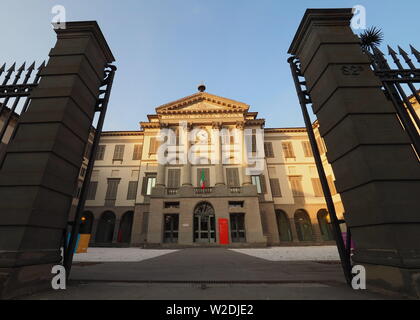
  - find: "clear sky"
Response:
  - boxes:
[1,0,419,131]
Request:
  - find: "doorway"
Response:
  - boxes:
[230,213,246,243]
[193,202,216,243]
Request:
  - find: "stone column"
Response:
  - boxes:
[182,123,192,186]
[289,9,420,298]
[213,122,225,186]
[238,123,252,186]
[156,128,166,188]
[0,21,115,299]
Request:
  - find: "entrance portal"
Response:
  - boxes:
[193,202,216,244]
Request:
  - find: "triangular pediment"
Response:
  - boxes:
[156,92,250,114]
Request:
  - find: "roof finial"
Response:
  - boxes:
[198,81,206,92]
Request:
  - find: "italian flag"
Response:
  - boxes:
[200,169,206,190]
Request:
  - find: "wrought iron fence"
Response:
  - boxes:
[0,61,45,161]
[367,45,420,155]
[288,57,353,286]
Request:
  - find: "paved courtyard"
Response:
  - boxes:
[24,248,392,300]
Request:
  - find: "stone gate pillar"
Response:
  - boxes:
[0,22,115,299]
[288,9,420,298]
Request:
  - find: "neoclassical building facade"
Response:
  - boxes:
[78,88,346,247]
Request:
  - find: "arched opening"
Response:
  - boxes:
[275,210,293,242]
[193,202,216,243]
[294,210,314,242]
[95,211,116,244]
[317,209,334,241]
[79,211,94,235]
[118,211,134,243]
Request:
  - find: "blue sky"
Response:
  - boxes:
[1,0,419,131]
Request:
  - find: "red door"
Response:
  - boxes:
[219,218,230,245]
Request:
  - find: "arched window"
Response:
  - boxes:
[79,211,94,235]
[294,210,314,242]
[118,211,134,244]
[317,209,334,241]
[275,210,293,242]
[95,211,116,244]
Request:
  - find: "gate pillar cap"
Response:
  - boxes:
[53,21,115,63]
[288,8,354,55]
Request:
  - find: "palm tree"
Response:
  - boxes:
[359,26,384,53]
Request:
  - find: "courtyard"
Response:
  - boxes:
[24,247,391,300]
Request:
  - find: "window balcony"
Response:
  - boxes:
[166,188,179,196]
[194,187,214,195]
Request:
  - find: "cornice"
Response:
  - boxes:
[102,131,144,137]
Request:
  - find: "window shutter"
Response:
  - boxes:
[251,132,257,153]
[86,182,98,200]
[264,142,274,158]
[311,178,323,197]
[168,169,181,188]
[105,179,120,200]
[149,138,157,154]
[290,176,304,197]
[113,145,125,160]
[282,142,295,158]
[197,168,210,187]
[141,177,148,196]
[133,144,142,160]
[226,168,240,187]
[96,145,106,160]
[260,175,267,194]
[270,179,282,197]
[302,141,313,157]
[127,181,138,200]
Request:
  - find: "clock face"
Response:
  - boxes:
[197,130,209,143]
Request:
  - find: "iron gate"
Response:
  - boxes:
[0,60,117,277]
[288,44,420,286]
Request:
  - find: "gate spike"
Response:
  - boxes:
[0,63,5,76]
[2,62,16,85]
[372,46,390,69]
[33,61,46,83]
[398,46,415,69]
[410,45,420,63]
[23,61,36,83]
[387,45,404,69]
[38,60,46,71]
[12,62,26,85]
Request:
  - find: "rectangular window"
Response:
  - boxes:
[264,142,275,158]
[149,138,158,154]
[251,175,267,194]
[312,178,324,197]
[230,213,246,243]
[163,214,179,244]
[86,181,98,200]
[289,176,304,197]
[270,179,282,197]
[167,169,181,188]
[164,202,180,209]
[282,142,295,159]
[302,141,313,157]
[80,167,86,178]
[133,144,142,160]
[113,145,125,161]
[127,181,138,200]
[96,145,106,160]
[229,201,244,208]
[141,174,157,196]
[84,142,92,159]
[327,175,338,195]
[226,168,240,187]
[105,179,120,200]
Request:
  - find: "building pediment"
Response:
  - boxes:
[156,92,250,115]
